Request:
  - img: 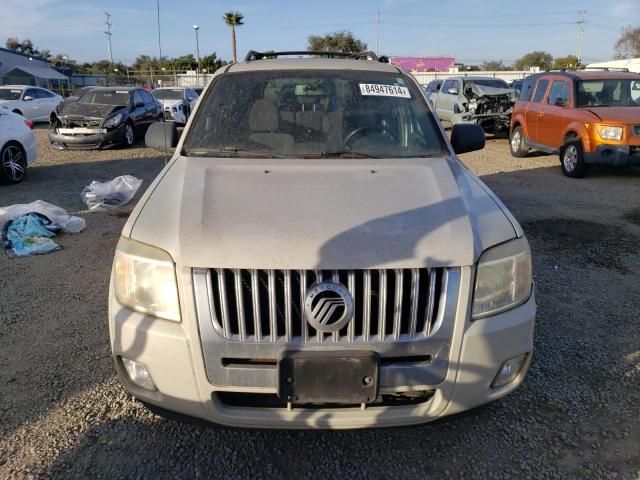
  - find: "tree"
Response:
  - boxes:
[513,51,553,71]
[614,25,640,58]
[552,55,579,69]
[200,52,227,72]
[223,11,244,63]
[5,37,20,51]
[307,31,367,53]
[482,60,507,71]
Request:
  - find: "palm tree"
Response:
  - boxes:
[223,11,244,63]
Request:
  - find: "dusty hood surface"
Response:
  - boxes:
[57,102,125,119]
[128,156,516,269]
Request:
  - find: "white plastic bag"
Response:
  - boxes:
[0,200,86,234]
[81,175,143,212]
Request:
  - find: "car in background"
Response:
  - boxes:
[423,79,442,100]
[510,70,640,177]
[49,87,163,150]
[0,86,63,122]
[151,87,199,124]
[509,79,523,98]
[192,87,204,96]
[430,76,515,133]
[0,110,37,184]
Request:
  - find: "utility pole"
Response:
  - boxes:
[104,12,113,64]
[376,10,380,55]
[576,10,586,67]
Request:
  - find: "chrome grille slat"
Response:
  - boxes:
[209,268,444,344]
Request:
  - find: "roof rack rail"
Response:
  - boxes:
[544,66,631,73]
[244,50,383,62]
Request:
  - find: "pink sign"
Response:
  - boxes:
[390,56,455,73]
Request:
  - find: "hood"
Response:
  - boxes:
[467,83,514,98]
[127,156,516,270]
[585,106,640,123]
[58,102,126,119]
[156,99,184,108]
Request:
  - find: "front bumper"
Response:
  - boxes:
[109,267,535,429]
[584,144,640,167]
[48,124,125,150]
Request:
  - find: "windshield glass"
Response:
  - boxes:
[0,89,23,101]
[152,89,184,100]
[577,79,640,107]
[79,90,130,106]
[466,79,510,89]
[184,70,445,158]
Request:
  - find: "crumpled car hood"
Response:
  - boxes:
[127,156,517,269]
[57,102,125,119]
[467,84,514,98]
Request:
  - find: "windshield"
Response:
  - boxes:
[79,90,130,106]
[577,79,640,107]
[184,70,445,158]
[466,79,510,89]
[152,89,184,100]
[0,89,23,101]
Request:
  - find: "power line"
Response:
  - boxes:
[380,20,578,28]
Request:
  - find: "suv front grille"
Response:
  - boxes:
[207,269,444,344]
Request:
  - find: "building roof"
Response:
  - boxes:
[0,46,51,63]
[4,65,68,81]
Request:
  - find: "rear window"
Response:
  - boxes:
[533,79,549,103]
[152,89,184,100]
[184,70,446,159]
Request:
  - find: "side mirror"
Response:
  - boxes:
[145,122,178,153]
[450,123,485,155]
[447,88,459,95]
[554,98,566,107]
[23,96,34,101]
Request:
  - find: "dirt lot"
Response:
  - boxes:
[1,129,639,479]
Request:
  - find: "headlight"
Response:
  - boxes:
[596,125,623,141]
[103,113,124,128]
[113,237,181,321]
[472,237,532,319]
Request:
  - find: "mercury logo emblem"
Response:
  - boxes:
[304,281,354,332]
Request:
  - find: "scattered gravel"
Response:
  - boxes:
[0,129,638,479]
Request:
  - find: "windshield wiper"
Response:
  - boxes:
[314,150,381,159]
[184,147,283,158]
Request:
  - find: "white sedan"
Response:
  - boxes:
[0,85,63,122]
[0,110,37,184]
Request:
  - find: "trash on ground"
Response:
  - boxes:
[0,200,86,234]
[2,213,62,258]
[81,175,143,212]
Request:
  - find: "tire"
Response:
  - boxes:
[123,122,135,147]
[0,142,27,184]
[560,140,589,178]
[509,126,529,157]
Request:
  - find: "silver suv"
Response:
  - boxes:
[109,51,535,429]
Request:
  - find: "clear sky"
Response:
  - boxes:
[0,0,638,66]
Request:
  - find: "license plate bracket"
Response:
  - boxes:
[278,351,379,404]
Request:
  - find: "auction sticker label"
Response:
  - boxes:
[359,83,410,98]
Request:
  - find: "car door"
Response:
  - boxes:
[523,78,550,145]
[142,90,159,125]
[537,79,571,149]
[434,79,459,121]
[20,88,40,120]
[130,90,147,130]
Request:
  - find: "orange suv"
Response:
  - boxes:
[509,70,640,177]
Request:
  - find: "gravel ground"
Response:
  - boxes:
[1,130,639,479]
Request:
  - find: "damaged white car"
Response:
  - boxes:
[151,88,199,125]
[431,77,515,133]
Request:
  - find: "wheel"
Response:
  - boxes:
[560,140,589,178]
[509,126,529,157]
[123,123,135,147]
[0,142,27,184]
